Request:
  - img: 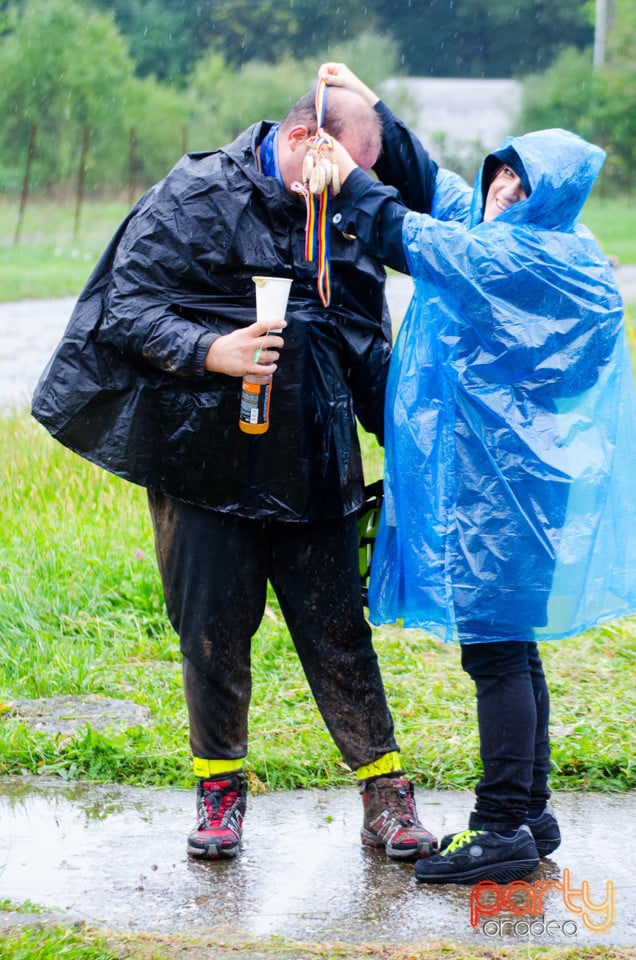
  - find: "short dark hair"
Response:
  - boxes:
[280,88,382,151]
[280,92,320,134]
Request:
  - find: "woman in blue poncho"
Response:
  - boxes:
[321,63,636,885]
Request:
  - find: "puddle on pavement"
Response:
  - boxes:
[0,778,633,946]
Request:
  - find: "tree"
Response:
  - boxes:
[188,31,401,152]
[605,0,636,65]
[62,0,599,84]
[0,0,195,191]
[591,0,636,189]
[375,0,593,78]
[0,1,21,36]
[520,0,636,195]
[0,0,138,189]
[92,0,384,82]
[92,0,201,84]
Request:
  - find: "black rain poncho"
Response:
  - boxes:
[31,122,392,522]
[367,128,636,642]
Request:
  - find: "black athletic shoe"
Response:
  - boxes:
[414,824,539,885]
[440,805,561,859]
[525,805,561,857]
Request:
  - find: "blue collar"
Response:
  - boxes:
[259,124,283,188]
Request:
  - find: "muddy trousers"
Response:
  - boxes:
[147,490,399,772]
[461,640,552,833]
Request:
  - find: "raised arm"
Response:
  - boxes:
[319,62,438,213]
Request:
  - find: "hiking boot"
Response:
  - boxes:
[415,824,539,884]
[525,805,561,858]
[360,776,438,860]
[187,774,247,860]
[440,805,561,860]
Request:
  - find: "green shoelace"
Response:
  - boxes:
[443,829,482,855]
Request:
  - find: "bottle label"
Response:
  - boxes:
[240,380,271,426]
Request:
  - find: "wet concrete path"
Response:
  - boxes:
[1,778,634,947]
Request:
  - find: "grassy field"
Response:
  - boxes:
[1,193,634,793]
[0,195,130,301]
[1,414,634,794]
[580,195,636,266]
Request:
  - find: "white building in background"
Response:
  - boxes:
[381,77,523,171]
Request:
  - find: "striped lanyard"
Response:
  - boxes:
[293,79,340,308]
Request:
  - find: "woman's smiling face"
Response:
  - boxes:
[483,164,528,222]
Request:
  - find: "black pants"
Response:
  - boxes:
[461,639,552,832]
[147,491,399,772]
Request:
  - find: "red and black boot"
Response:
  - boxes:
[187,773,247,860]
[360,776,438,860]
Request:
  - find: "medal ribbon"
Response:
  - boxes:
[292,79,333,307]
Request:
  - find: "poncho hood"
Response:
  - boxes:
[473,128,606,230]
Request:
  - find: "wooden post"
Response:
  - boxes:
[14,123,38,246]
[73,124,90,242]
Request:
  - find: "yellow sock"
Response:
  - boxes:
[193,757,244,778]
[356,751,403,781]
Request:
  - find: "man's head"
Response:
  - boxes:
[277,87,382,193]
[481,146,531,222]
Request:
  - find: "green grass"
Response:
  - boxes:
[0,923,634,960]
[1,191,634,792]
[1,413,634,794]
[0,196,130,301]
[581,194,636,266]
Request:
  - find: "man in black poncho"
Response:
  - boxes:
[32,85,441,861]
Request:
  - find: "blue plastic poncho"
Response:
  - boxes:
[369,128,636,643]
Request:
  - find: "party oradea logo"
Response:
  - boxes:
[470,868,615,938]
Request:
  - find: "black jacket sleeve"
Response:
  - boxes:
[333,168,411,276]
[373,100,438,214]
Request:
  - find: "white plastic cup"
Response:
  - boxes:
[252,275,292,328]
